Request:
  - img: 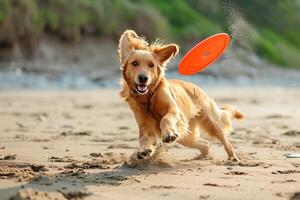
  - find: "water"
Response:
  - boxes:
[0,69,299,90]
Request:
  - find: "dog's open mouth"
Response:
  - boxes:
[136,84,148,94]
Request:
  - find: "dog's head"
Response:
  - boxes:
[118,30,178,95]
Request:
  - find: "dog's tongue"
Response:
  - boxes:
[138,85,147,92]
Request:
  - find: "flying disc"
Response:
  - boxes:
[179,33,231,75]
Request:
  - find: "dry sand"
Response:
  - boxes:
[0,87,299,200]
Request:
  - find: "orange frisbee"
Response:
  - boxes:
[179,33,230,75]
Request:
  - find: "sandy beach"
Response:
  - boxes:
[0,87,299,200]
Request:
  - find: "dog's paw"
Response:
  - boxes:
[137,148,153,160]
[162,132,178,143]
[197,153,213,160]
[228,156,240,162]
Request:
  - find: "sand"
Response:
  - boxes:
[0,87,299,200]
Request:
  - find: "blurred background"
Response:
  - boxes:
[0,0,300,89]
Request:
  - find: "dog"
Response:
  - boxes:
[118,30,244,161]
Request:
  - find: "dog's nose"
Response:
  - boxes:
[138,73,148,84]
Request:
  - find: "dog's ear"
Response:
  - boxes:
[118,30,138,65]
[118,30,149,66]
[153,44,179,66]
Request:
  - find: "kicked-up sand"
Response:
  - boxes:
[0,87,299,200]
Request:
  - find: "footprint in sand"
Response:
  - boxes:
[282,130,300,136]
[10,188,66,200]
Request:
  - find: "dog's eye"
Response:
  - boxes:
[149,63,154,68]
[131,61,138,67]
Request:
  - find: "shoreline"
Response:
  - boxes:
[1,69,300,90]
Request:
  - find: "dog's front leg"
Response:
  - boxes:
[130,105,160,159]
[160,108,181,143]
[156,88,186,144]
[137,126,157,159]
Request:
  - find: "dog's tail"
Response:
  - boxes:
[198,101,244,137]
[221,105,245,120]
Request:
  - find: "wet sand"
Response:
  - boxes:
[0,87,299,200]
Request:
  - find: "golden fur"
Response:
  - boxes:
[118,30,244,161]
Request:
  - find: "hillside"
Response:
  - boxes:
[0,0,300,68]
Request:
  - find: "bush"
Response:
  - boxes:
[255,29,300,67]
[0,0,299,68]
[144,0,222,39]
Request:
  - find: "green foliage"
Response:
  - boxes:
[141,0,222,39]
[255,31,286,66]
[232,0,300,50]
[0,0,299,67]
[256,29,300,67]
[0,0,169,42]
[0,0,11,23]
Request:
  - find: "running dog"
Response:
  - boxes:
[118,30,244,161]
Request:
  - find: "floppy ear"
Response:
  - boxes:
[153,44,179,66]
[118,30,139,65]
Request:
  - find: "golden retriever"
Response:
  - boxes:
[118,30,244,161]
